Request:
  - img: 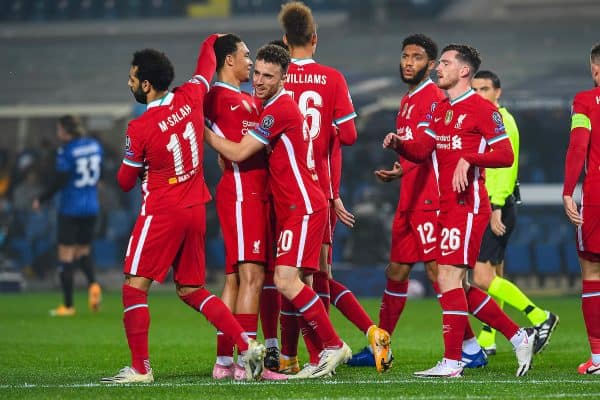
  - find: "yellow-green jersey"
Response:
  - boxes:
[485,106,519,208]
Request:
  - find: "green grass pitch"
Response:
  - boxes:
[1,290,598,399]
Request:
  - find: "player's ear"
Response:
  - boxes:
[225,53,235,67]
[282,34,289,46]
[141,80,152,93]
[496,87,503,102]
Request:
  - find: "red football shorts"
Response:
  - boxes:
[436,210,489,268]
[124,204,206,285]
[390,210,438,264]
[216,198,269,274]
[577,205,600,260]
[275,209,327,271]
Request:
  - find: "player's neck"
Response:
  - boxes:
[217,70,241,89]
[146,90,168,104]
[409,78,430,92]
[446,81,472,102]
[290,46,313,60]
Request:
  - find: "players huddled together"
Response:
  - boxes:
[99,1,600,383]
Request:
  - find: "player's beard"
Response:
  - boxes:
[131,85,148,104]
[400,64,429,85]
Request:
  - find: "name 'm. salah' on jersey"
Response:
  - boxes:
[123,75,211,215]
[249,90,327,219]
[419,89,509,214]
[395,78,444,212]
[204,81,267,202]
[284,58,356,199]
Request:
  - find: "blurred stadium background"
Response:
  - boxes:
[0,0,597,295]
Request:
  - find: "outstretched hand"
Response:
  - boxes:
[374,162,403,182]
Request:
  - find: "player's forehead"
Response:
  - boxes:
[402,44,428,57]
[236,41,250,54]
[471,78,492,89]
[254,59,281,76]
[439,50,459,64]
[129,65,139,80]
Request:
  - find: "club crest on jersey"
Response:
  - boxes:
[444,110,454,125]
[261,115,275,129]
[454,114,467,129]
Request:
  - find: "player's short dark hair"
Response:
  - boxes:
[256,44,291,74]
[131,49,174,92]
[442,44,481,75]
[214,34,243,72]
[402,34,438,61]
[278,1,315,47]
[269,39,289,52]
[58,115,85,138]
[474,70,501,89]
[591,42,600,64]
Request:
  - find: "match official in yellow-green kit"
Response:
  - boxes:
[471,70,559,357]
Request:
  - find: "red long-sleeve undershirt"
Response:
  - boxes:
[563,126,590,196]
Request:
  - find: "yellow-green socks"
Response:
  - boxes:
[488,276,547,325]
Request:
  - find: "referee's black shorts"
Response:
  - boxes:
[477,196,517,265]
[57,214,97,246]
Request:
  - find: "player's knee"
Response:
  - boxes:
[472,265,493,289]
[385,263,410,281]
[176,284,202,298]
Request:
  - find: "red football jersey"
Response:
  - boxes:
[204,81,267,202]
[564,87,600,205]
[395,78,444,212]
[284,59,356,199]
[124,77,212,215]
[421,89,509,214]
[249,90,327,219]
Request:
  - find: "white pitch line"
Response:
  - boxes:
[1,379,599,390]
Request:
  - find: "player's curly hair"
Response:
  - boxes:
[403,34,438,61]
[278,1,315,47]
[474,70,501,89]
[58,115,85,138]
[591,42,600,64]
[269,39,290,52]
[256,44,291,74]
[131,49,174,91]
[215,34,243,72]
[442,44,481,76]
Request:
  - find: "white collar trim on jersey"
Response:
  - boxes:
[213,81,241,93]
[449,88,475,106]
[264,88,287,108]
[147,92,174,109]
[291,58,316,66]
[408,78,434,98]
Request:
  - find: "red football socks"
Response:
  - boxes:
[122,284,150,374]
[313,271,331,312]
[467,286,519,339]
[280,298,300,357]
[440,288,469,361]
[379,278,408,335]
[291,285,342,349]
[180,288,248,352]
[330,278,374,334]
[583,280,600,354]
[260,272,281,343]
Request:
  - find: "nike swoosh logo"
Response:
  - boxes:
[423,247,435,254]
[587,365,600,374]
[434,117,442,122]
[441,250,455,256]
[230,105,240,111]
